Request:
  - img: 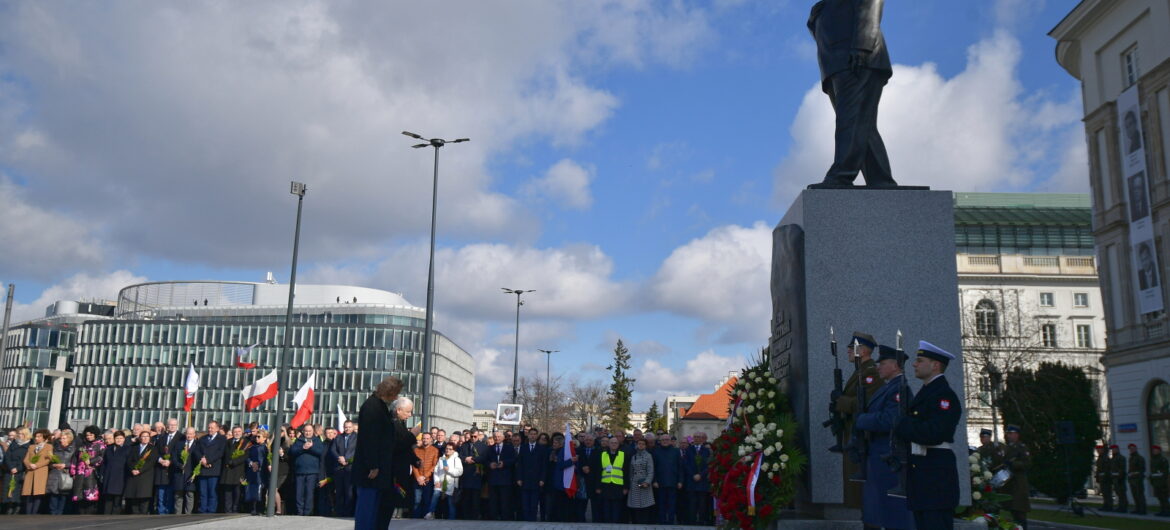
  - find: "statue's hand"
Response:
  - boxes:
[850,49,870,72]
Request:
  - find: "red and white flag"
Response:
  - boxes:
[235,343,260,369]
[290,373,316,429]
[241,369,279,411]
[182,364,200,412]
[562,422,578,498]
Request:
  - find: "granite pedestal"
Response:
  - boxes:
[768,189,970,518]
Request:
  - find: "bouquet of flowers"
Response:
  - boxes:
[50,455,62,465]
[231,448,246,461]
[133,450,152,471]
[6,475,15,498]
[317,476,333,488]
[29,454,40,465]
[80,451,91,463]
[957,452,1016,528]
[709,355,806,530]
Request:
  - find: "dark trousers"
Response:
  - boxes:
[1116,480,1129,511]
[690,490,712,525]
[677,486,691,524]
[1011,509,1028,530]
[413,480,433,518]
[295,474,316,515]
[315,480,334,516]
[571,497,587,522]
[24,495,44,515]
[334,469,354,516]
[156,485,174,514]
[49,494,69,515]
[1129,479,1147,513]
[601,497,623,523]
[197,476,219,513]
[101,494,123,514]
[488,485,512,520]
[129,497,151,514]
[914,509,954,529]
[519,489,540,521]
[457,487,481,519]
[823,68,894,186]
[588,494,603,523]
[1100,477,1114,510]
[174,490,195,514]
[221,484,241,513]
[353,487,394,530]
[657,487,677,524]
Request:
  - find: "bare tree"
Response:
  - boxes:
[502,375,572,433]
[567,379,611,432]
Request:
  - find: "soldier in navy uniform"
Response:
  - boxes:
[894,341,962,530]
[853,345,915,529]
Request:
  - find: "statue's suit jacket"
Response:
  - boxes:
[808,0,892,90]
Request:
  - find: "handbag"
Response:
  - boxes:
[59,473,74,492]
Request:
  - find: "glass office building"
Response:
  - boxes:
[4,281,475,433]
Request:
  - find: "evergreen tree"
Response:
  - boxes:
[606,339,635,432]
[999,361,1102,502]
[648,399,668,432]
[644,401,661,430]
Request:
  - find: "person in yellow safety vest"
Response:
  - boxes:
[593,436,629,523]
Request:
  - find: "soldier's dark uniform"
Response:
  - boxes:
[1110,446,1128,512]
[1000,425,1031,529]
[832,332,882,508]
[1150,445,1168,516]
[975,429,1004,470]
[1095,446,1114,511]
[894,340,961,530]
[853,346,914,530]
[1128,444,1147,515]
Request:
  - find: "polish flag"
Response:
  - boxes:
[241,369,279,411]
[336,403,347,434]
[183,364,200,412]
[290,373,316,429]
[562,422,578,498]
[235,343,260,369]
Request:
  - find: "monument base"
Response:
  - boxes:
[768,189,970,509]
[806,183,931,190]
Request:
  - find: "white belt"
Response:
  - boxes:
[911,442,952,456]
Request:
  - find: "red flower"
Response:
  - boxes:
[760,505,774,517]
[771,474,781,485]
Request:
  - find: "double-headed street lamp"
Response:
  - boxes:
[267,180,306,518]
[404,131,468,429]
[537,349,558,431]
[501,288,534,403]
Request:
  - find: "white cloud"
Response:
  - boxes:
[523,159,594,210]
[635,349,745,406]
[8,270,148,324]
[772,30,1087,205]
[0,175,104,279]
[649,222,772,344]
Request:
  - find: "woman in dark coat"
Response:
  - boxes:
[124,431,156,514]
[47,429,77,515]
[2,427,30,515]
[244,429,270,515]
[100,431,129,514]
[71,426,105,515]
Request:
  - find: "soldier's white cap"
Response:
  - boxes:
[916,340,955,365]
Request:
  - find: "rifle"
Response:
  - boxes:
[886,330,910,498]
[849,337,868,483]
[823,326,846,453]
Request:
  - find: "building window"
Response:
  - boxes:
[1074,293,1089,307]
[1075,324,1093,348]
[1041,324,1058,347]
[1040,292,1055,307]
[975,299,999,336]
[1149,381,1170,452]
[1124,46,1140,87]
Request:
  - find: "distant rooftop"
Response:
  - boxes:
[954,192,1090,209]
[954,193,1091,228]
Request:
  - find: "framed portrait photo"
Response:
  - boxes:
[495,403,523,425]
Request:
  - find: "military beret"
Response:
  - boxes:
[916,340,955,365]
[1152,445,1162,451]
[876,345,906,363]
[1005,425,1020,433]
[1128,443,1138,449]
[979,429,993,437]
[1110,444,1119,450]
[1095,445,1104,450]
[850,332,876,349]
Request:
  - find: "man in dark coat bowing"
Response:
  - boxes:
[895,340,963,530]
[353,375,403,530]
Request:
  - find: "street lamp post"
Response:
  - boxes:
[501,288,534,403]
[267,180,306,518]
[537,349,558,430]
[403,131,468,429]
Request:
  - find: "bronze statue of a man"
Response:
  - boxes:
[808,0,896,188]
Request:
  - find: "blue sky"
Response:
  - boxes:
[0,0,1088,410]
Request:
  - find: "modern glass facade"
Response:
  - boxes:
[0,322,82,428]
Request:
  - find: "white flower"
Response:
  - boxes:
[768,471,775,479]
[769,376,777,384]
[757,415,766,424]
[776,429,784,437]
[972,491,982,501]
[968,454,979,464]
[738,446,748,457]
[748,392,756,400]
[768,423,777,431]
[983,471,992,480]
[746,405,756,413]
[764,447,775,456]
[970,464,980,472]
[768,391,776,399]
[774,442,783,451]
[972,477,982,486]
[780,453,789,463]
[780,462,786,470]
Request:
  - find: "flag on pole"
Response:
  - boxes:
[562,422,578,498]
[234,343,260,369]
[183,364,200,412]
[336,403,347,433]
[290,373,316,429]
[241,369,279,411]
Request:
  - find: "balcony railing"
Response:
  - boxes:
[957,254,1097,275]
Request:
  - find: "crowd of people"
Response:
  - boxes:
[0,386,718,525]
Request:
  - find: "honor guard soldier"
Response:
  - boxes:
[853,345,914,530]
[1109,445,1128,512]
[1128,444,1148,515]
[1000,425,1031,529]
[1095,445,1114,511]
[1150,445,1169,517]
[830,332,882,507]
[976,429,1004,470]
[894,340,962,530]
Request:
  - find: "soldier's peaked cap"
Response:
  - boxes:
[916,340,955,364]
[876,345,906,363]
[979,429,993,437]
[850,332,877,349]
[1005,425,1021,433]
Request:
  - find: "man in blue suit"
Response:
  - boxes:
[327,421,357,517]
[683,432,713,525]
[192,420,227,514]
[895,341,962,529]
[653,434,683,524]
[854,345,915,530]
[515,433,549,521]
[487,431,516,520]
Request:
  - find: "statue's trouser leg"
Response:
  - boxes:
[826,69,894,186]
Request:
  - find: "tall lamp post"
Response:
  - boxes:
[403,131,468,429]
[501,288,534,403]
[537,349,558,430]
[267,180,306,518]
[986,363,1003,442]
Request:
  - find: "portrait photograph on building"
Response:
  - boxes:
[495,403,522,425]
